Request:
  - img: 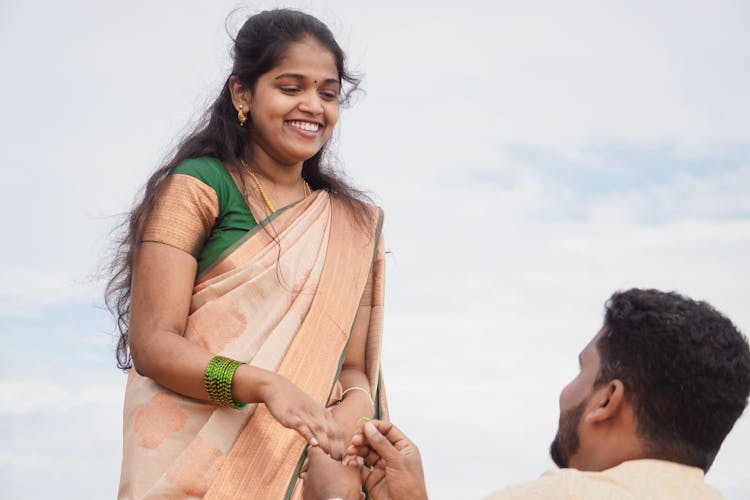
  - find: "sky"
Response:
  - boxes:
[1,0,749,498]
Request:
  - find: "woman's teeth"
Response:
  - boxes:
[288,121,320,132]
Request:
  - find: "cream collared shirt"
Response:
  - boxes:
[484,459,723,499]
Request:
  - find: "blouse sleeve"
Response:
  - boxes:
[141,173,220,258]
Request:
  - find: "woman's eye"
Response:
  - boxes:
[280,87,301,94]
[320,91,339,101]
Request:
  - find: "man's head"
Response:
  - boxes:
[551,289,750,472]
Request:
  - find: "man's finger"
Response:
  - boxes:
[362,421,401,462]
[349,432,365,448]
[346,444,370,459]
[370,420,410,448]
[360,463,386,492]
[348,447,383,470]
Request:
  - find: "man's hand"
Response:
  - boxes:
[301,446,363,500]
[345,421,428,500]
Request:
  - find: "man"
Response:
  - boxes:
[303,289,750,499]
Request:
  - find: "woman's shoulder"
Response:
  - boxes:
[357,199,384,221]
[331,195,384,237]
[171,157,231,189]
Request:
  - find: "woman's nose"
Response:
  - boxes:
[298,90,324,114]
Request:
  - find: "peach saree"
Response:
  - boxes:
[119,191,387,499]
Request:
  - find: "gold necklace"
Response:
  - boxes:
[240,159,311,214]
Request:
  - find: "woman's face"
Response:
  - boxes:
[248,37,341,168]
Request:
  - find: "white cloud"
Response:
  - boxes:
[0,381,123,416]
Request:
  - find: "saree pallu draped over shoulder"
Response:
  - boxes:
[119,191,387,500]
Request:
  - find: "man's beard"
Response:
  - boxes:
[549,400,587,468]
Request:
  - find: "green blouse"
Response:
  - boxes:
[170,157,257,274]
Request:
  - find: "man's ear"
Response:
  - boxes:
[228,75,252,113]
[584,379,625,424]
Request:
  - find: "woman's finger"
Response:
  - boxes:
[326,413,345,460]
[309,419,331,455]
[295,421,319,447]
[299,456,310,475]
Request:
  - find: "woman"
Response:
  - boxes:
[107,9,387,499]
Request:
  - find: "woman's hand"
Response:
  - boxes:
[259,373,346,459]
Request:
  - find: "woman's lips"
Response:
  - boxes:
[286,120,322,134]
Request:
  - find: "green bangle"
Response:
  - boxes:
[204,356,247,409]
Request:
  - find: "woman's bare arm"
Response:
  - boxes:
[331,304,377,442]
[128,241,344,455]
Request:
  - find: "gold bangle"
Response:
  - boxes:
[341,386,375,409]
[355,416,371,427]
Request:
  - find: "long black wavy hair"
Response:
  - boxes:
[106,9,369,370]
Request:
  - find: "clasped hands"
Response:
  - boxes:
[302,420,428,500]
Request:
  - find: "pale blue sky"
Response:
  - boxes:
[1,1,749,498]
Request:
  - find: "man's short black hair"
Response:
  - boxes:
[596,288,750,471]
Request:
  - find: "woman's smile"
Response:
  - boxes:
[286,119,323,135]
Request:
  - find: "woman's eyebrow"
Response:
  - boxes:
[274,72,339,85]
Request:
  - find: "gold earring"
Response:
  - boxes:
[238,105,247,126]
